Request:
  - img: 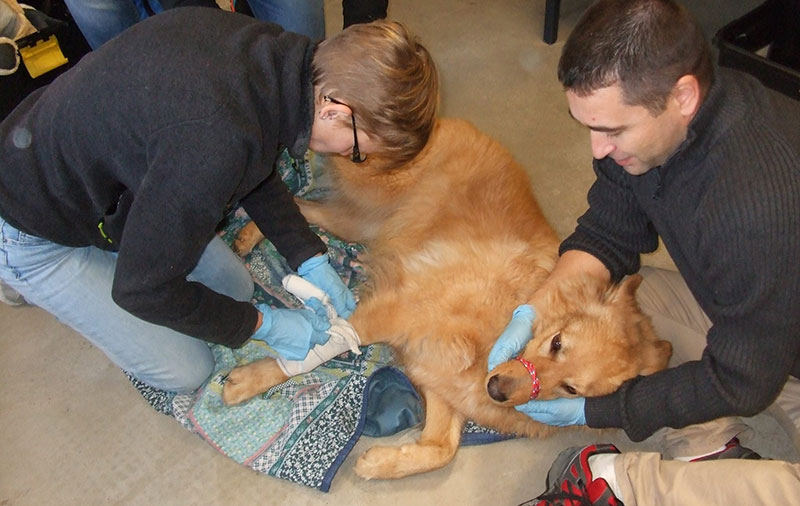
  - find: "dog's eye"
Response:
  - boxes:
[550,333,562,353]
[562,383,577,395]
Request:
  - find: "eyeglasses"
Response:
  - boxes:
[324,96,367,163]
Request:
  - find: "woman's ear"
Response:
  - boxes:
[317,101,351,120]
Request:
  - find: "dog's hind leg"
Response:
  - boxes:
[354,389,465,479]
[295,197,379,244]
[232,220,266,256]
[221,358,289,406]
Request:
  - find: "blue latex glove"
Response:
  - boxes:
[487,304,536,371]
[297,254,356,318]
[515,397,587,426]
[250,301,331,360]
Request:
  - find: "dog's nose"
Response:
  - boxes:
[486,375,507,402]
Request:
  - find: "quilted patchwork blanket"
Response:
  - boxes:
[126,150,510,491]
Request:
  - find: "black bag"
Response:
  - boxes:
[1,0,91,119]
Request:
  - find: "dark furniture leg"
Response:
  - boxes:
[543,0,560,44]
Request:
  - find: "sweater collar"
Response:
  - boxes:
[662,68,743,172]
[280,41,316,160]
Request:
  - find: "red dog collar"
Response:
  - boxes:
[514,356,541,400]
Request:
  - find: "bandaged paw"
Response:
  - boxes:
[277,274,361,376]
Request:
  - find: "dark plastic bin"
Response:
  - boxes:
[713,0,800,101]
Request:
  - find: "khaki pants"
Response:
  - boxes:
[614,452,800,506]
[612,266,800,504]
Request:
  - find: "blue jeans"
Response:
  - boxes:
[63,0,164,49]
[64,0,324,50]
[0,216,254,392]
[245,0,324,40]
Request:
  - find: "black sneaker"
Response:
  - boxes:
[520,443,624,506]
[690,437,762,461]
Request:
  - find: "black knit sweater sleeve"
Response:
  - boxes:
[240,167,326,271]
[560,158,659,282]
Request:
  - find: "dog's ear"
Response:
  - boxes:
[608,274,643,308]
[621,273,643,292]
[608,273,673,375]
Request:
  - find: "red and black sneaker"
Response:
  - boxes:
[519,444,624,506]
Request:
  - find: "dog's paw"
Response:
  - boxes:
[354,445,403,480]
[221,366,260,406]
[233,221,264,257]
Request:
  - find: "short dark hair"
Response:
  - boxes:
[557,0,712,113]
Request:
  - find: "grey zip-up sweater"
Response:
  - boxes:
[561,68,800,441]
[0,8,326,348]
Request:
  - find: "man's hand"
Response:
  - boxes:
[515,397,586,426]
[298,254,356,318]
[487,304,536,371]
[250,301,331,360]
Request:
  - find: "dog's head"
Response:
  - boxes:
[485,274,671,406]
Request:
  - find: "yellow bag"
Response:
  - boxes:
[0,0,68,77]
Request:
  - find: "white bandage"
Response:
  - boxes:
[276,274,361,376]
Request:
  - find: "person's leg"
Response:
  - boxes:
[0,279,26,305]
[186,234,254,301]
[635,266,753,457]
[635,266,798,449]
[0,218,253,392]
[62,0,142,49]
[613,451,800,506]
[245,0,325,40]
[528,443,800,506]
[636,266,711,366]
[770,376,800,454]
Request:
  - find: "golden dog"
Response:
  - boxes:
[223,118,671,479]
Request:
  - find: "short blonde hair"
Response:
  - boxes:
[312,20,439,166]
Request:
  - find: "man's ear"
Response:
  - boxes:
[672,75,701,119]
[318,101,351,120]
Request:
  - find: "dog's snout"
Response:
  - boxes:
[487,374,507,402]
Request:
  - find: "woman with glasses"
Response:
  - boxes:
[0,10,438,394]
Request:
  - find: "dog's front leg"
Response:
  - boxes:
[221,358,289,405]
[354,389,464,479]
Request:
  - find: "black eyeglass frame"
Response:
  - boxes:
[324,96,367,163]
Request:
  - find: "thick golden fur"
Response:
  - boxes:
[223,118,671,479]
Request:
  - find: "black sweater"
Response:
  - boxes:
[0,8,326,348]
[561,69,800,441]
